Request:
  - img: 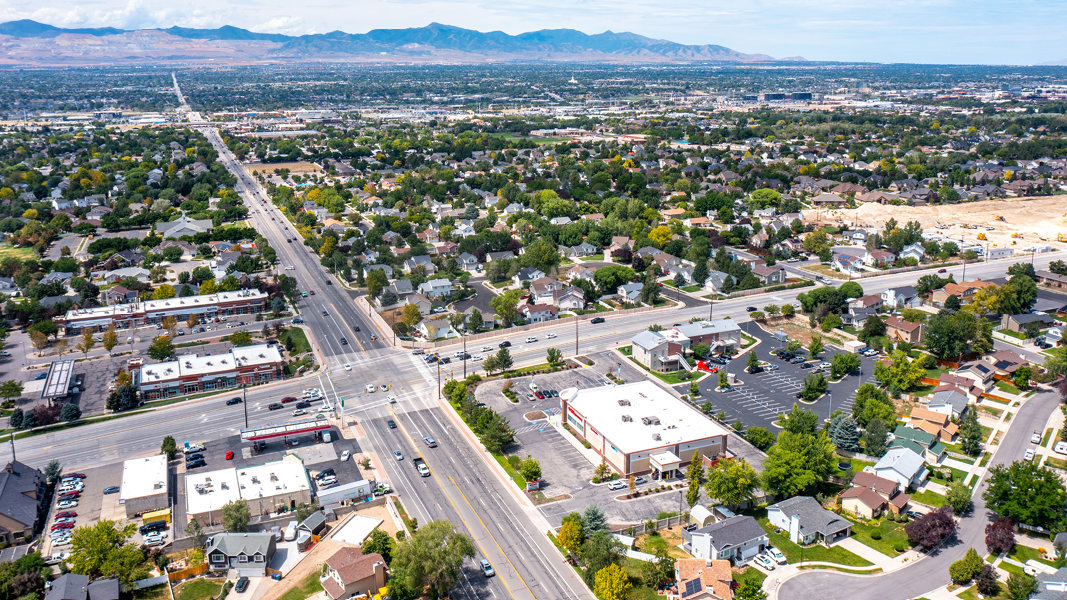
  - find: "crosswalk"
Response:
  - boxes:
[514,407,561,434]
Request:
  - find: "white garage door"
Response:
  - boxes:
[237,568,263,578]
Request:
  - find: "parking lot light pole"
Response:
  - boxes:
[242,385,248,428]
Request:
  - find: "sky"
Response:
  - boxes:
[1,0,1066,64]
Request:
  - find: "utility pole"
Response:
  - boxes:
[242,385,249,428]
[575,317,579,357]
[462,334,467,378]
[437,360,441,400]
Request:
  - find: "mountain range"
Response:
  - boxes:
[0,19,802,65]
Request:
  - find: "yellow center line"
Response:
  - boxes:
[391,412,529,600]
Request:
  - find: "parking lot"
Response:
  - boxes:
[473,356,708,526]
[679,325,882,430]
[42,463,127,557]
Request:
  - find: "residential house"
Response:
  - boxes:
[671,558,733,600]
[703,271,736,294]
[416,278,452,299]
[810,193,847,206]
[513,267,546,287]
[617,282,644,305]
[607,236,633,259]
[930,280,996,304]
[206,532,277,576]
[417,317,456,340]
[873,447,928,491]
[767,496,852,545]
[950,362,995,393]
[402,255,436,276]
[849,295,884,311]
[520,304,558,323]
[403,293,432,316]
[863,249,897,267]
[320,547,388,600]
[40,271,74,287]
[881,286,922,309]
[559,242,598,259]
[0,461,47,546]
[102,267,151,284]
[885,316,924,344]
[1001,313,1057,334]
[982,349,1029,377]
[486,251,516,262]
[630,329,689,373]
[831,253,864,275]
[841,472,910,519]
[751,264,785,286]
[889,426,946,465]
[387,279,414,297]
[843,230,868,244]
[363,264,394,281]
[530,277,565,304]
[457,252,480,272]
[44,574,120,600]
[101,285,138,305]
[554,286,586,311]
[567,266,597,284]
[687,516,768,565]
[1034,566,1067,600]
[908,406,959,443]
[899,243,926,263]
[158,213,213,239]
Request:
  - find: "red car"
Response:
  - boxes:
[535,391,545,399]
[281,396,296,403]
[55,511,77,518]
[309,290,315,295]
[225,451,234,460]
[51,522,74,531]
[937,268,947,273]
[63,473,86,479]
[59,491,80,499]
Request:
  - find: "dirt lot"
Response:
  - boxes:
[245,162,323,176]
[806,195,1067,251]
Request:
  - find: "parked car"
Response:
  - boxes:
[1056,441,1067,455]
[1025,448,1036,461]
[607,480,626,491]
[235,577,250,594]
[225,451,234,460]
[55,511,76,519]
[56,500,78,509]
[754,554,776,571]
[767,547,787,565]
[1032,431,1042,444]
[340,451,350,461]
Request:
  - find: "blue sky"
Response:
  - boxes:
[3,0,1066,64]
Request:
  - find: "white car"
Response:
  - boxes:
[344,364,351,371]
[482,346,492,352]
[525,337,537,343]
[1025,448,1036,461]
[340,451,350,462]
[292,409,306,416]
[607,480,626,491]
[284,266,295,270]
[366,384,375,393]
[319,475,337,486]
[767,547,787,565]
[49,552,70,564]
[817,362,832,369]
[1032,431,1042,444]
[0,351,10,357]
[1055,441,1067,455]
[51,539,71,548]
[56,500,78,509]
[546,333,557,339]
[387,395,397,404]
[472,355,483,361]
[753,554,776,571]
[379,384,388,392]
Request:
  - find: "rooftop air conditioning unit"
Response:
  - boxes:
[621,415,633,422]
[618,399,631,406]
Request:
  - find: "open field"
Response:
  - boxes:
[0,245,35,260]
[809,195,1067,252]
[245,162,323,176]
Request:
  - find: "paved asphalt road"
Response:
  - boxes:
[778,388,1063,600]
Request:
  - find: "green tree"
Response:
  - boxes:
[546,347,563,367]
[43,459,63,484]
[949,547,984,584]
[827,414,861,452]
[221,499,251,532]
[184,519,204,547]
[362,528,394,564]
[946,480,972,514]
[862,418,890,456]
[808,335,824,357]
[874,349,925,391]
[69,520,149,585]
[830,352,861,379]
[582,504,608,534]
[0,379,24,404]
[494,347,513,373]
[744,427,776,451]
[925,310,993,359]
[983,461,1067,530]
[490,289,525,327]
[746,351,759,371]
[365,269,388,299]
[105,384,140,412]
[799,373,828,404]
[782,403,819,435]
[851,383,895,427]
[228,330,253,347]
[959,409,984,457]
[705,458,760,508]
[467,308,484,332]
[519,456,542,482]
[761,430,836,497]
[60,403,81,422]
[391,520,476,598]
[735,577,769,600]
[520,239,562,274]
[146,335,174,361]
[1006,572,1039,600]
[593,563,632,600]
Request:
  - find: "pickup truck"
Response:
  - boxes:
[413,458,430,477]
[182,443,205,454]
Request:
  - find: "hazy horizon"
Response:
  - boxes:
[2,0,1066,65]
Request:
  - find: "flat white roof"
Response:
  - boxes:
[63,289,267,321]
[140,343,282,384]
[237,456,310,501]
[185,467,242,516]
[565,381,730,455]
[120,455,169,501]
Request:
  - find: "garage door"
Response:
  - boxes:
[237,568,263,578]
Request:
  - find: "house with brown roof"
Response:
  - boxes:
[840,472,910,519]
[982,349,1029,376]
[908,406,959,443]
[885,316,924,344]
[930,280,995,304]
[321,547,388,600]
[671,558,734,600]
[661,208,686,221]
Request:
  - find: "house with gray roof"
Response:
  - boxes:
[767,496,852,545]
[617,282,644,305]
[45,573,120,600]
[158,213,213,239]
[702,270,736,293]
[881,286,921,309]
[0,461,47,546]
[686,515,768,565]
[927,389,970,419]
[873,447,928,491]
[206,532,277,576]
[387,279,414,297]
[1035,567,1067,600]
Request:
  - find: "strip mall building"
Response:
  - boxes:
[138,343,284,399]
[56,289,268,335]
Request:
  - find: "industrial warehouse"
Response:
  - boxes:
[560,381,731,477]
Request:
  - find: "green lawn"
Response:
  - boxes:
[131,585,171,600]
[275,572,323,600]
[1009,544,1056,567]
[626,356,694,384]
[925,367,950,380]
[0,245,34,260]
[978,404,1004,419]
[910,488,947,508]
[1043,428,1056,447]
[999,329,1029,340]
[175,579,223,600]
[753,513,873,567]
[837,453,875,473]
[958,585,1010,600]
[732,567,766,588]
[930,466,970,486]
[279,327,311,354]
[619,345,633,356]
[741,333,757,348]
[490,280,511,288]
[994,380,1022,395]
[847,518,912,556]
[621,557,660,600]
[681,285,702,293]
[1045,456,1067,470]
[580,253,605,262]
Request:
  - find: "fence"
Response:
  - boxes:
[834,448,882,464]
[168,563,208,582]
[609,514,689,537]
[130,575,169,590]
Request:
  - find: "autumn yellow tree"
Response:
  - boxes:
[649,225,673,248]
[963,285,1002,316]
[557,519,584,556]
[163,316,178,338]
[593,564,631,600]
[76,329,96,358]
[31,330,49,356]
[320,236,336,257]
[102,324,118,355]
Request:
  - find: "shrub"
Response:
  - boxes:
[870,530,882,540]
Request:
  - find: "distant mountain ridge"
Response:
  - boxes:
[0,19,802,64]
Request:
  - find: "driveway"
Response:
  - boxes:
[776,388,1062,600]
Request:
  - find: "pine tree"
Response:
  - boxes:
[959,409,983,456]
[829,414,862,453]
